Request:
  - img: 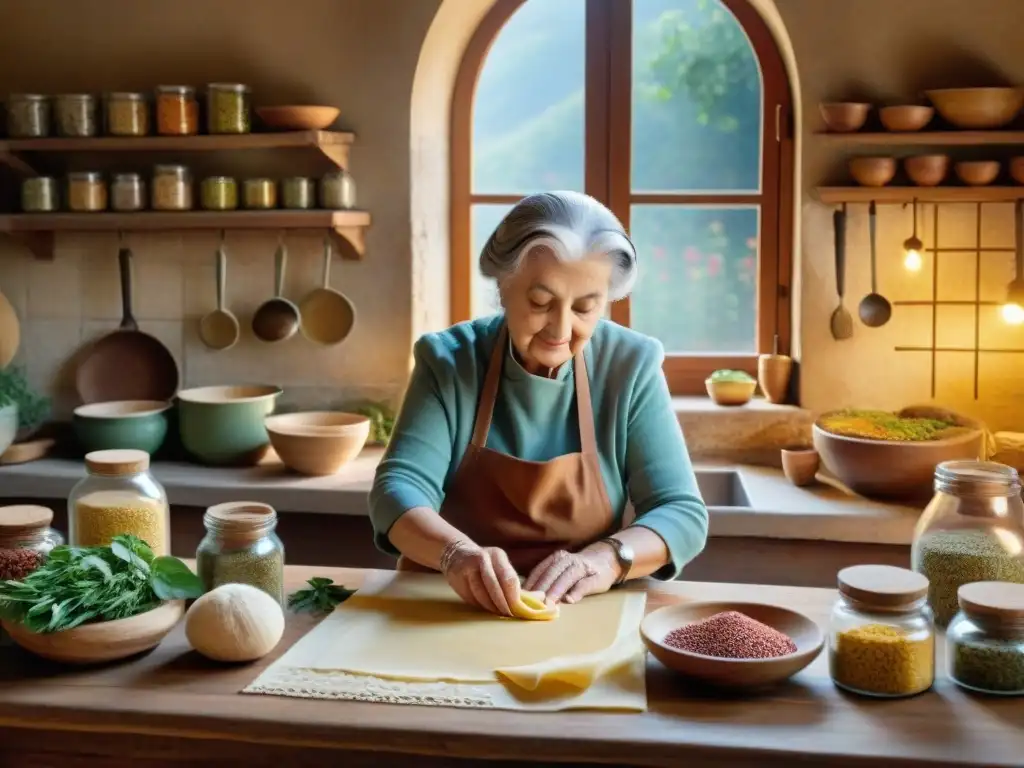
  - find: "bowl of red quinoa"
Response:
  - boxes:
[641,601,824,689]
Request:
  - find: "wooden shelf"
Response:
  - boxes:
[0,210,371,260]
[815,186,1024,204]
[815,131,1024,147]
[0,131,354,174]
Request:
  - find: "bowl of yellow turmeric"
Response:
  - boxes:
[812,406,984,500]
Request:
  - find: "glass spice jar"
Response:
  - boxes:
[21,176,59,212]
[6,94,50,138]
[111,173,146,212]
[319,169,357,209]
[912,460,1024,627]
[200,176,238,211]
[155,85,199,136]
[828,564,935,698]
[0,504,64,581]
[55,93,98,137]
[105,92,149,137]
[68,449,170,556]
[196,501,285,605]
[67,172,107,212]
[152,164,193,211]
[243,178,277,209]
[948,581,1024,696]
[206,83,251,134]
[281,177,315,210]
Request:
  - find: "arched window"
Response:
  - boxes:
[451,0,794,395]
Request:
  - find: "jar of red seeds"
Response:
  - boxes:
[0,505,64,581]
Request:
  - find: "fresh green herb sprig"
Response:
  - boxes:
[288,577,355,614]
[0,365,50,430]
[0,534,204,634]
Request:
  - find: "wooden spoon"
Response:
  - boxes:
[198,235,241,351]
[830,204,854,340]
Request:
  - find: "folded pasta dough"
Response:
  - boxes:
[511,591,559,621]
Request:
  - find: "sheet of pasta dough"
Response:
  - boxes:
[245,571,648,712]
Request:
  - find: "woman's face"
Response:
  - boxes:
[500,246,611,375]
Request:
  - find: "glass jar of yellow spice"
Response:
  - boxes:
[829,564,935,698]
[68,449,170,556]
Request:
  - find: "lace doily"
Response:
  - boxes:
[244,666,497,708]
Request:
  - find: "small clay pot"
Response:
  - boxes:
[757,354,792,404]
[1009,157,1024,185]
[955,161,1000,187]
[879,105,934,132]
[819,103,870,133]
[904,154,949,187]
[781,448,820,487]
[849,157,897,187]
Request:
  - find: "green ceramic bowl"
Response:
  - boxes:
[176,385,282,466]
[73,400,171,455]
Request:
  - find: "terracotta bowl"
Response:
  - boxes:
[265,411,371,476]
[256,105,340,131]
[904,154,950,187]
[2,601,184,664]
[819,103,871,133]
[1009,157,1024,185]
[955,160,1001,186]
[848,157,897,187]
[926,88,1024,130]
[812,407,984,500]
[705,379,757,407]
[879,105,935,132]
[781,448,820,487]
[641,601,824,690]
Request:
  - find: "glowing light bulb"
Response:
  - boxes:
[904,248,923,272]
[1001,302,1024,325]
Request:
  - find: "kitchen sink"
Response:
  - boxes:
[694,470,751,508]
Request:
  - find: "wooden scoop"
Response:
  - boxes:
[830,204,854,340]
[198,236,240,351]
[299,236,355,346]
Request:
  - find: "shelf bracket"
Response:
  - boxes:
[318,143,351,170]
[6,231,55,260]
[332,226,365,259]
[0,150,38,177]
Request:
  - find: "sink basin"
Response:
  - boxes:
[694,470,751,508]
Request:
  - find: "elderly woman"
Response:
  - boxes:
[369,191,708,616]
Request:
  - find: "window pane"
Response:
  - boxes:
[470,204,514,318]
[631,0,762,192]
[629,205,758,353]
[472,0,586,194]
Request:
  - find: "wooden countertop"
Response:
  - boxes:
[1,567,1021,768]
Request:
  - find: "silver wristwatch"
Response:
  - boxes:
[599,537,634,585]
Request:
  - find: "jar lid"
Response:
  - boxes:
[107,91,146,101]
[244,177,275,184]
[8,93,48,101]
[958,581,1024,621]
[24,176,57,184]
[837,564,929,608]
[57,93,94,100]
[935,460,1020,498]
[204,501,276,540]
[282,176,314,183]
[154,164,189,175]
[85,448,150,476]
[113,172,144,182]
[68,171,103,181]
[207,83,251,93]
[0,504,53,537]
[156,85,195,95]
[202,175,236,183]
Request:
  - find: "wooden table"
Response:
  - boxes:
[0,567,1021,768]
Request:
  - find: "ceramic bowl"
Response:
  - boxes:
[1011,157,1024,185]
[879,105,934,132]
[781,448,820,487]
[265,411,371,476]
[176,385,282,466]
[925,87,1024,130]
[256,106,340,131]
[819,103,870,133]
[904,154,950,187]
[955,161,1001,186]
[641,601,824,690]
[705,379,757,407]
[2,600,184,664]
[73,400,170,455]
[848,157,897,187]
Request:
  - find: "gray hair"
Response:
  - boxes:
[479,191,637,301]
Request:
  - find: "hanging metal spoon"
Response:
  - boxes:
[830,204,854,340]
[859,201,892,328]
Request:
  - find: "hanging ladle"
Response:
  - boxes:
[252,232,300,343]
[858,201,892,327]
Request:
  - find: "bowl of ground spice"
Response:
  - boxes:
[640,601,824,689]
[813,405,984,500]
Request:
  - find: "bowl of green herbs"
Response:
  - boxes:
[0,534,204,664]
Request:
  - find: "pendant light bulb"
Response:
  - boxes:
[903,199,922,272]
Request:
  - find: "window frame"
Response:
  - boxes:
[450,0,794,395]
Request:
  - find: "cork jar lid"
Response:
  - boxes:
[204,501,276,543]
[837,564,929,608]
[85,449,150,476]
[0,504,53,537]
[958,581,1024,621]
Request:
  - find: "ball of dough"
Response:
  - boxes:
[185,583,285,662]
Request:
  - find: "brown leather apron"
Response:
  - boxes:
[397,325,614,574]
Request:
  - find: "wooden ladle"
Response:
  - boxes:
[299,235,356,346]
[198,234,240,351]
[251,235,300,343]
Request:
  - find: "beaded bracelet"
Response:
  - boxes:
[439,539,471,575]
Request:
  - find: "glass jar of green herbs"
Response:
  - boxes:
[206,83,251,134]
[947,581,1024,696]
[196,501,284,605]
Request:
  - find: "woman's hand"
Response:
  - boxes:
[524,547,621,605]
[443,541,522,616]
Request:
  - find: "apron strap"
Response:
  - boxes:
[573,347,598,457]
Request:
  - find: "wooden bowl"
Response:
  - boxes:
[819,103,870,133]
[705,379,757,407]
[256,106,340,131]
[2,601,184,664]
[848,157,897,187]
[904,154,950,187]
[781,448,820,487]
[955,160,1000,186]
[1009,157,1024,185]
[641,601,824,690]
[265,411,371,476]
[925,88,1024,129]
[812,408,984,500]
[879,105,935,132]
